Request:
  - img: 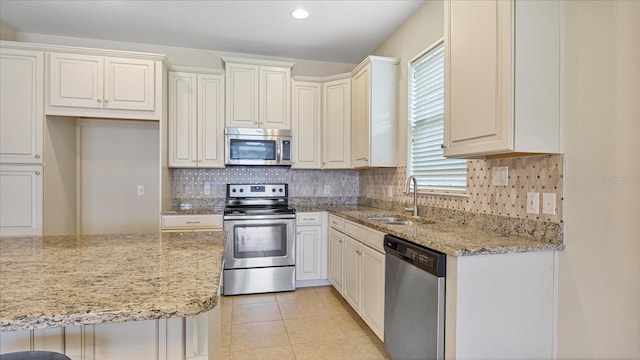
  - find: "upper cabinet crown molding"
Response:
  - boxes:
[170,65,224,76]
[0,40,169,67]
[443,0,563,158]
[221,56,294,70]
[351,55,399,168]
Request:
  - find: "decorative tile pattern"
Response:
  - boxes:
[359,154,564,223]
[172,167,359,208]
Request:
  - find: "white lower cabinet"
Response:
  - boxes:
[327,227,345,293]
[0,165,43,236]
[360,244,385,339]
[0,308,220,360]
[161,214,223,232]
[327,214,385,340]
[343,235,362,310]
[295,212,328,285]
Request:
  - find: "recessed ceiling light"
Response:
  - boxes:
[291,8,309,19]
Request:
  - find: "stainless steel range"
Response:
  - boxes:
[223,183,296,295]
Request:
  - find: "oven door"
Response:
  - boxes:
[224,215,295,269]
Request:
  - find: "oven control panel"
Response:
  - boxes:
[227,184,287,198]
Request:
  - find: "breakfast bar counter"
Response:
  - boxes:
[0,232,226,332]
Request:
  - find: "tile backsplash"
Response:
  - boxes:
[171,154,563,223]
[359,154,564,223]
[172,167,359,208]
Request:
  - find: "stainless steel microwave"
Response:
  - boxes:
[225,128,292,166]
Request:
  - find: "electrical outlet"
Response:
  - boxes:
[136,185,144,196]
[526,192,539,214]
[542,193,556,215]
[323,184,331,195]
[387,185,393,198]
[492,166,508,186]
[204,181,211,195]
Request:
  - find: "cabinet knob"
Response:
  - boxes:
[104,99,109,104]
[35,171,40,175]
[440,144,446,149]
[34,154,40,159]
[97,99,102,103]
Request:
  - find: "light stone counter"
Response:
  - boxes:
[0,232,226,332]
[294,205,564,256]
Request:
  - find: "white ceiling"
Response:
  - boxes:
[0,0,426,64]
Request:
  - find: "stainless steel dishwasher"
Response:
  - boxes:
[384,234,446,360]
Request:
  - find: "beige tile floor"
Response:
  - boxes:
[220,286,391,360]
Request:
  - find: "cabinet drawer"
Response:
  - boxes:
[344,220,385,253]
[297,212,322,226]
[328,214,345,231]
[162,214,222,231]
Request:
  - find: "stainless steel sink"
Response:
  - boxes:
[366,216,413,225]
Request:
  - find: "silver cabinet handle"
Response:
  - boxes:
[185,221,201,224]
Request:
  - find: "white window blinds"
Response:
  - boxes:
[408,40,467,192]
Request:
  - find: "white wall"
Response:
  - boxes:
[79,119,160,235]
[559,1,640,358]
[372,0,444,166]
[15,33,356,76]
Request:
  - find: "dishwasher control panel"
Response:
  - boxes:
[384,235,446,277]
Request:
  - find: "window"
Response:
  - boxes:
[407,40,466,192]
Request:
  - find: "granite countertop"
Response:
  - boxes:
[0,232,226,332]
[294,205,565,257]
[161,208,223,215]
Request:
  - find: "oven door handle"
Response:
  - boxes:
[224,214,296,221]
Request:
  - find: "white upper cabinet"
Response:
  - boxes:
[0,46,44,164]
[444,0,562,158]
[351,56,399,168]
[322,74,351,169]
[291,78,322,169]
[222,57,293,129]
[47,51,163,120]
[168,68,225,168]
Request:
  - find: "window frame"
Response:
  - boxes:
[406,38,467,195]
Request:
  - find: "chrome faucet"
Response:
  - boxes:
[405,175,419,218]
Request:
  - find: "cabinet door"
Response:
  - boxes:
[296,225,323,281]
[48,52,103,108]
[91,320,159,359]
[343,235,362,312]
[104,57,156,111]
[291,80,322,169]
[322,78,351,169]
[328,228,345,293]
[260,66,290,129]
[198,73,225,168]
[444,0,512,156]
[225,63,259,128]
[0,48,44,164]
[361,245,385,340]
[351,64,370,168]
[0,165,43,236]
[168,72,197,167]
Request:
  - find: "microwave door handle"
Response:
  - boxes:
[276,141,281,163]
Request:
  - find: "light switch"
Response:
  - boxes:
[387,185,394,198]
[324,184,331,195]
[204,181,211,195]
[526,192,539,214]
[542,193,556,215]
[136,185,144,196]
